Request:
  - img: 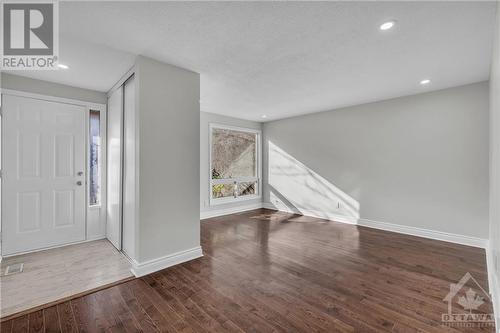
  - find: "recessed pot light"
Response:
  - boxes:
[379,20,396,31]
[420,79,431,85]
[261,115,267,119]
[57,63,69,69]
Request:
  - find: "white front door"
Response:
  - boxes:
[2,94,87,256]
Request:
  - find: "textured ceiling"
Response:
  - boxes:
[6,1,496,121]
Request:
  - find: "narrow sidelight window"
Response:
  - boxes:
[89,110,101,206]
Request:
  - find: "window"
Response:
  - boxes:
[210,124,261,205]
[89,110,101,206]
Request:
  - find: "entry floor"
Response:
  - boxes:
[1,209,495,332]
[0,239,133,319]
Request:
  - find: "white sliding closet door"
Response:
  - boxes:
[106,87,123,250]
[122,76,136,259]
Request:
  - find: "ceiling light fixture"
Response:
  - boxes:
[57,63,69,69]
[261,115,268,119]
[420,79,431,85]
[379,20,396,31]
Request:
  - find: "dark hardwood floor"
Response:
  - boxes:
[1,209,495,332]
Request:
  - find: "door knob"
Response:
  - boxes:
[76,181,83,186]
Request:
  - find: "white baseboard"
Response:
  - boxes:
[358,218,488,249]
[263,202,487,249]
[201,202,264,220]
[130,246,203,277]
[486,244,499,328]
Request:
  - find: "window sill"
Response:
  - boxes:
[210,194,261,207]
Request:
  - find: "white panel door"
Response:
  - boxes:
[106,87,123,250]
[2,94,86,255]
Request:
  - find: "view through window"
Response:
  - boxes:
[89,110,101,206]
[210,125,260,203]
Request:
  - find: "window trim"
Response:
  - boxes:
[209,123,262,206]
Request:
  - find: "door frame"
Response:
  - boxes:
[0,89,107,258]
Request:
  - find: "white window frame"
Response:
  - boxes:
[209,123,262,206]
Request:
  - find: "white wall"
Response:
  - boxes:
[134,56,201,265]
[488,3,500,324]
[263,82,489,240]
[200,112,262,217]
[1,73,106,104]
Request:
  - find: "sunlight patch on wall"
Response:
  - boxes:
[268,141,360,222]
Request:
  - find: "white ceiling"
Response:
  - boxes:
[7,1,496,121]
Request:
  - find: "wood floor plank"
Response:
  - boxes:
[116,283,161,333]
[70,296,97,333]
[28,310,44,333]
[55,302,77,333]
[43,306,62,333]
[128,278,184,333]
[142,274,211,333]
[1,319,13,333]
[153,271,233,333]
[86,291,124,333]
[162,268,246,333]
[11,316,29,333]
[2,209,495,333]
[103,285,144,333]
